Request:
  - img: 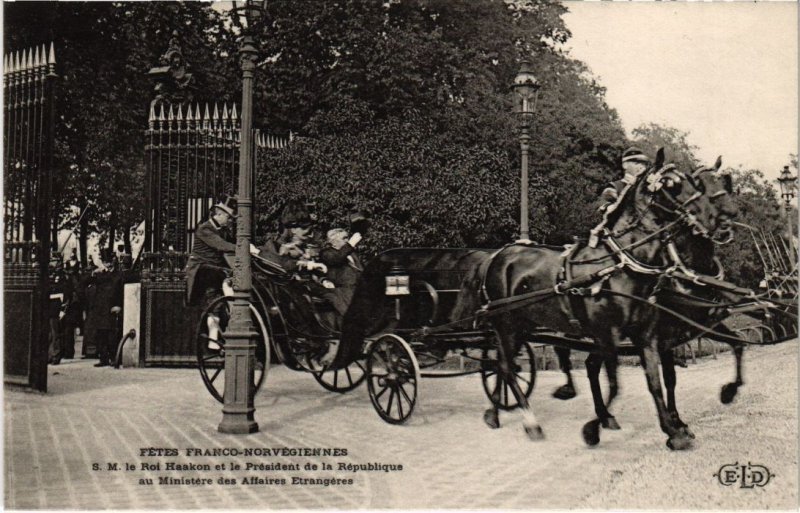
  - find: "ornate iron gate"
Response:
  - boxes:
[3,44,58,391]
[140,103,290,365]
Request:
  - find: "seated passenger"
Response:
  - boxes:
[253,200,327,275]
[319,225,364,317]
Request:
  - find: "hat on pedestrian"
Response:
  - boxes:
[622,147,650,164]
[211,196,237,217]
[281,200,313,229]
[349,210,371,235]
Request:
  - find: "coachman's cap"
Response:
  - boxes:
[212,196,237,217]
[281,200,313,229]
[622,147,651,164]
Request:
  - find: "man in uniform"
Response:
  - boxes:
[185,197,237,351]
[599,147,652,212]
[86,249,124,367]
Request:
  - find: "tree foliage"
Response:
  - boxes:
[254,0,626,251]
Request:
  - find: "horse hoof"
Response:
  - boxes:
[552,384,577,400]
[666,434,693,451]
[720,383,738,404]
[483,409,500,429]
[525,425,545,441]
[602,416,621,430]
[680,426,696,439]
[582,419,601,446]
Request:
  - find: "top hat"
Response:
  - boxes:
[349,210,372,234]
[212,196,237,217]
[281,200,313,229]
[622,147,650,164]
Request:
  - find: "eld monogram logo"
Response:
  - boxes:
[714,462,774,488]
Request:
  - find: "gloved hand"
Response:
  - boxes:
[321,279,336,289]
[249,243,261,256]
[110,306,122,314]
[59,311,66,320]
[300,261,328,273]
[348,232,362,247]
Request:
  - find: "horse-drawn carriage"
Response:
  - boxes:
[196,150,797,450]
[196,247,536,424]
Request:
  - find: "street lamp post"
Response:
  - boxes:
[218,0,266,434]
[512,61,540,242]
[777,165,798,260]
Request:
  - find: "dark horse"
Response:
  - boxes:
[468,152,735,450]
[551,159,747,447]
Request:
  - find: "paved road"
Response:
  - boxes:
[5,340,798,509]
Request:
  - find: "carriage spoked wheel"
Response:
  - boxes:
[480,340,535,411]
[196,296,270,403]
[312,358,368,393]
[366,334,420,424]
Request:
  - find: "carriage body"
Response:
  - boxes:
[195,247,535,424]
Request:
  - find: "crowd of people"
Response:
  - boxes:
[47,248,128,367]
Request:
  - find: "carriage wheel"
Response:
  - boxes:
[313,359,368,393]
[480,340,535,411]
[196,296,270,403]
[366,334,420,424]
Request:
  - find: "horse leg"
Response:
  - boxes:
[660,349,694,439]
[552,346,577,400]
[602,354,621,430]
[639,345,692,450]
[719,326,744,404]
[581,351,619,445]
[484,323,544,440]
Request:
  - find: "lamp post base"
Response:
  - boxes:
[218,412,259,434]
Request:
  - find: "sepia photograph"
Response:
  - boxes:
[2,0,798,510]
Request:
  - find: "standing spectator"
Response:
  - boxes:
[85,249,124,367]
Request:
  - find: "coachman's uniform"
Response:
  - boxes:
[185,217,235,306]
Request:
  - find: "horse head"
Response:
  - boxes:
[690,156,737,244]
[607,148,721,248]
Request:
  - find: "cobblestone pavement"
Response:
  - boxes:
[5,340,798,510]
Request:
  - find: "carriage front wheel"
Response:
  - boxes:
[196,296,270,403]
[366,334,420,424]
[480,340,535,411]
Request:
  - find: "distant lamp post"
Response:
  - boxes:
[218,0,267,435]
[777,165,798,262]
[777,165,797,209]
[512,61,540,241]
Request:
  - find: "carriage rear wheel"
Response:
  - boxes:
[366,334,420,424]
[480,340,535,411]
[313,359,368,393]
[196,296,270,403]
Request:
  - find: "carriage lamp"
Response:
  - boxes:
[386,266,410,296]
[777,165,797,210]
[512,61,540,242]
[218,0,268,435]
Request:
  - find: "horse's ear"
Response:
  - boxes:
[654,148,665,170]
[714,156,722,171]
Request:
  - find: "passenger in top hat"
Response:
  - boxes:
[252,199,327,274]
[599,147,652,212]
[185,196,237,350]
